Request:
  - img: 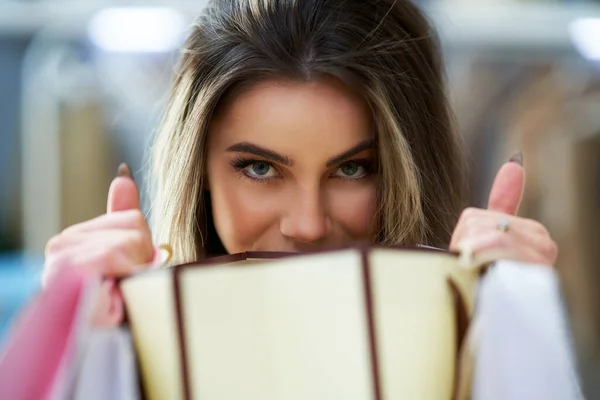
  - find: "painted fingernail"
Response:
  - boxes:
[508,151,524,166]
[117,162,133,179]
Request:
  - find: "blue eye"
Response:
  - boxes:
[340,163,359,176]
[335,161,369,179]
[249,162,271,176]
[230,157,279,181]
[243,161,278,179]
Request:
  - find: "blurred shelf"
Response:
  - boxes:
[0,1,599,51]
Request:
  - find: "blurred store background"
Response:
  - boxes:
[0,0,599,396]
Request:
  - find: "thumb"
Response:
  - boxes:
[487,153,525,215]
[107,163,140,213]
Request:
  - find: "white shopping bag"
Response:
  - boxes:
[472,261,584,400]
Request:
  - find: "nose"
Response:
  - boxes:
[280,185,332,244]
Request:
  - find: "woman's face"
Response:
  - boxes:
[207,78,377,253]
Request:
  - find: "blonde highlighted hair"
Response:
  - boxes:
[149,0,467,262]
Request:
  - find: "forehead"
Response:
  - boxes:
[208,77,374,157]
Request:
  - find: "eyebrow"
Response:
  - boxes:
[226,142,293,166]
[326,138,375,167]
[225,138,375,168]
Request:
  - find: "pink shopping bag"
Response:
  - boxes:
[0,266,99,400]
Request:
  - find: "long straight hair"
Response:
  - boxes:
[149,0,468,262]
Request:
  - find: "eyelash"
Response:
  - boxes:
[229,156,375,183]
[230,156,280,183]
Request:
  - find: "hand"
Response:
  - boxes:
[449,156,558,267]
[44,163,155,326]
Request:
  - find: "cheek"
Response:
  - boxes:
[328,182,378,239]
[209,176,281,253]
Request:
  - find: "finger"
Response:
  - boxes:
[450,207,502,250]
[450,210,536,252]
[459,230,553,267]
[45,244,139,280]
[450,207,481,250]
[107,163,140,213]
[452,221,547,254]
[46,228,153,261]
[45,231,154,275]
[91,280,124,327]
[61,209,148,236]
[91,280,114,326]
[487,156,525,216]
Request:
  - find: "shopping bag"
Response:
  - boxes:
[0,266,99,400]
[71,327,141,400]
[472,260,584,400]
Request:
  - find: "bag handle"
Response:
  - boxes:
[447,243,498,400]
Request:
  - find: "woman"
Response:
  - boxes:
[44,0,557,306]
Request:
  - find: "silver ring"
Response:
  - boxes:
[497,219,510,233]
